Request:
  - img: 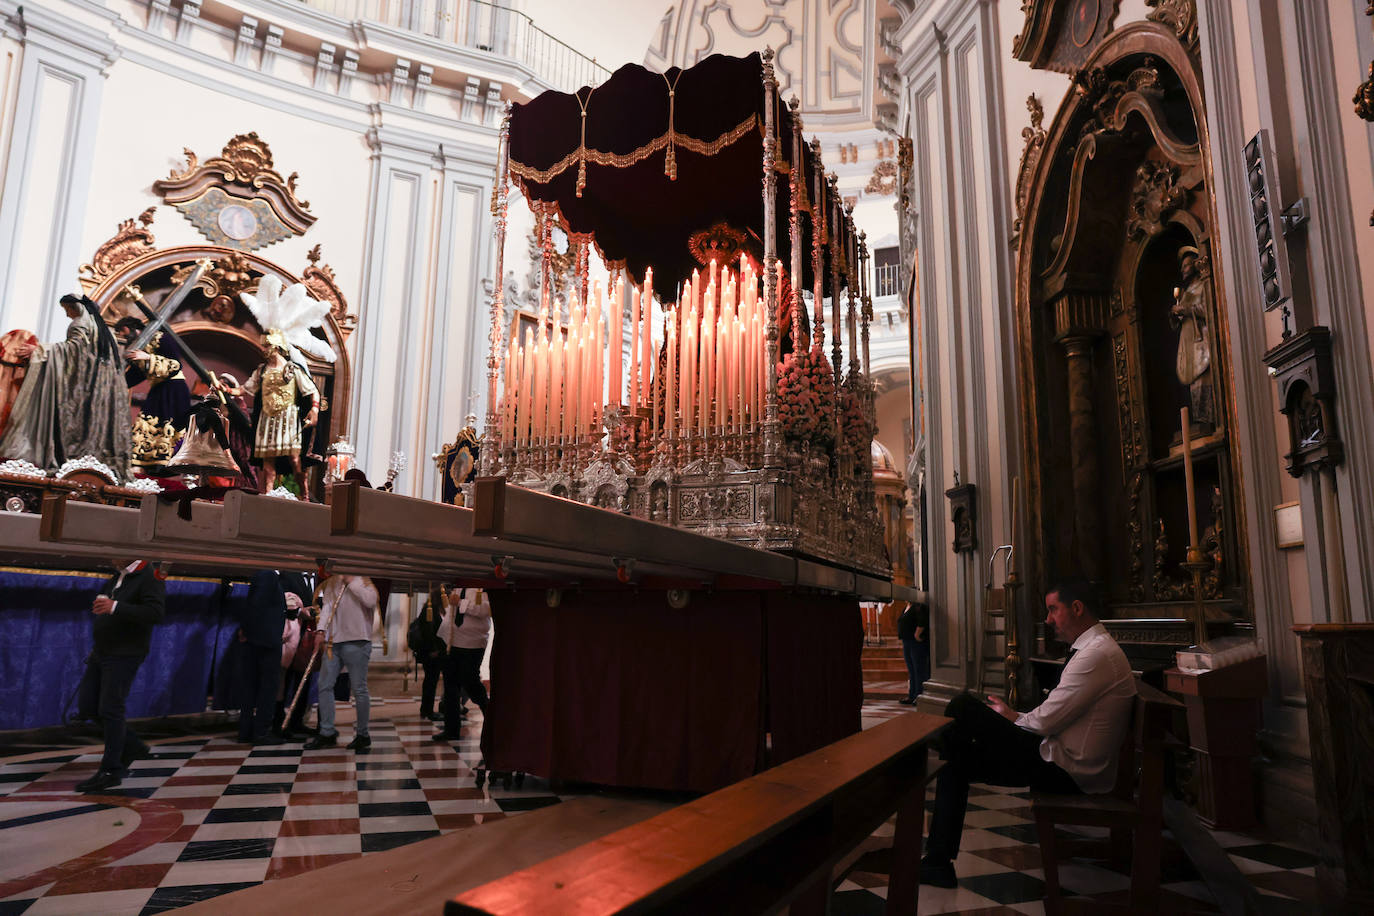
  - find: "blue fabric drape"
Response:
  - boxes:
[0,571,246,730]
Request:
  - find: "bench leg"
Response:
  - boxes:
[1035,813,1062,916]
[1129,815,1162,913]
[884,754,928,916]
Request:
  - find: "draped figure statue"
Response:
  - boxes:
[0,294,131,477]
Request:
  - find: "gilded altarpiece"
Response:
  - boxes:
[1014,7,1247,642]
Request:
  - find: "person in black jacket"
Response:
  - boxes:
[408,588,446,721]
[236,570,288,745]
[74,558,166,794]
[897,600,930,705]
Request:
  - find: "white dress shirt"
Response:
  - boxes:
[437,589,491,650]
[1015,623,1136,793]
[321,575,378,644]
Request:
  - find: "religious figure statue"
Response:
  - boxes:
[0,329,39,438]
[0,294,131,477]
[1170,246,1213,427]
[113,317,192,470]
[222,277,335,493]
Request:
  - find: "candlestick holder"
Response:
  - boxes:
[1181,545,1211,648]
[1004,570,1024,710]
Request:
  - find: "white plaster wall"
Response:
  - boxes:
[83,59,373,307]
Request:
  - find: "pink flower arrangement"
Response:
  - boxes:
[840,385,874,454]
[776,344,837,450]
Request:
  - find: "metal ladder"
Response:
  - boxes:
[975,545,1014,699]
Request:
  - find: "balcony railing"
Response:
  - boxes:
[873,262,901,298]
[303,0,611,92]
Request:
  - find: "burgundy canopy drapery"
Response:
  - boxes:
[507,51,850,298]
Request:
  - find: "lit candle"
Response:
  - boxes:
[666,317,676,438]
[1181,406,1198,549]
[630,286,640,408]
[550,328,564,441]
[610,277,623,407]
[642,281,653,407]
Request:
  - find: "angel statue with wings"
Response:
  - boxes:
[219,276,336,493]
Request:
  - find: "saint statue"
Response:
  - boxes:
[222,276,335,494]
[113,316,192,470]
[0,294,131,476]
[1170,247,1213,428]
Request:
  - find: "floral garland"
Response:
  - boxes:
[840,384,875,457]
[776,344,836,451]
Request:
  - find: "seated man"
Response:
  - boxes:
[921,578,1136,887]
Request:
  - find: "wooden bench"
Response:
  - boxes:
[1031,679,1182,914]
[446,711,950,916]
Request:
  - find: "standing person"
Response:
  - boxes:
[272,593,302,737]
[74,558,166,794]
[282,597,322,738]
[919,579,1135,888]
[307,573,378,751]
[434,588,490,742]
[0,293,131,476]
[236,570,287,745]
[897,599,930,705]
[408,588,446,722]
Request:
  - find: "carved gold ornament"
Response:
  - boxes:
[79,208,158,290]
[153,134,316,252]
[303,245,357,340]
[863,160,898,197]
[1145,0,1199,51]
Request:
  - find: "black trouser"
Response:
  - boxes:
[926,692,1081,862]
[237,643,281,741]
[419,653,443,717]
[77,652,147,772]
[442,647,488,733]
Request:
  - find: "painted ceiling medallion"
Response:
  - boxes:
[153,133,316,252]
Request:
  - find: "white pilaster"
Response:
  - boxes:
[0,2,117,338]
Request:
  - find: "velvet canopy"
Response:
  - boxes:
[507,51,852,299]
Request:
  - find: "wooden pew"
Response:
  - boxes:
[1031,680,1182,914]
[446,711,950,916]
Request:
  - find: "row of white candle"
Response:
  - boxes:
[502,289,607,446]
[499,256,771,448]
[663,256,767,438]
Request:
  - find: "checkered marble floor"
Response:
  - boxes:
[0,700,1322,914]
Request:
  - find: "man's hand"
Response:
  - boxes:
[92,596,115,615]
[986,695,1017,722]
[304,406,319,428]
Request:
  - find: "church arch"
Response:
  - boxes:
[1014,21,1246,623]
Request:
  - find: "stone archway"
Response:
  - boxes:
[1013,20,1246,624]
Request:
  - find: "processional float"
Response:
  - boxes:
[481,50,885,575]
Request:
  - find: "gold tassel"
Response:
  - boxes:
[576,97,590,198]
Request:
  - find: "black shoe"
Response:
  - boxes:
[303,734,338,750]
[426,712,444,722]
[919,857,957,888]
[76,769,123,793]
[346,735,371,751]
[898,697,916,706]
[431,731,460,742]
[253,735,286,746]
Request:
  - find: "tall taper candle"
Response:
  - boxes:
[1181,407,1198,549]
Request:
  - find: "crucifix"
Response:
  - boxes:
[121,259,251,431]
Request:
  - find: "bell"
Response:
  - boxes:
[164,402,240,478]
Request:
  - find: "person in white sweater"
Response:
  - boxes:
[306,574,379,751]
[433,587,491,741]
